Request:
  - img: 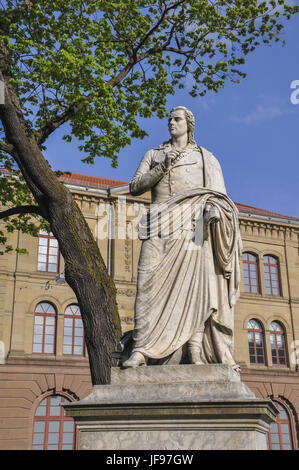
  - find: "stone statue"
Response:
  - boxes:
[121,106,242,370]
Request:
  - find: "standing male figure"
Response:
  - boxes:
[122,106,242,369]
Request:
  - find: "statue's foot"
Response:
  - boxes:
[122,352,146,368]
[188,347,204,365]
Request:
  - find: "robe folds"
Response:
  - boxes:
[129,145,242,366]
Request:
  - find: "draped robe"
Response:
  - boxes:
[129,143,242,366]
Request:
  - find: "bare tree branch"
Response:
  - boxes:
[0,140,15,156]
[36,103,83,145]
[132,0,186,60]
[0,204,42,219]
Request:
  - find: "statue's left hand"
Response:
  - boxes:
[205,205,220,224]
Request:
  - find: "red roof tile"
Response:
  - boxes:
[235,202,299,221]
[59,172,128,189]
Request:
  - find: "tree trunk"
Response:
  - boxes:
[0,76,122,385]
[49,197,122,385]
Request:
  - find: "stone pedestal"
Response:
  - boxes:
[64,364,277,450]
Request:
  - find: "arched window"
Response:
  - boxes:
[247,319,266,365]
[263,255,281,296]
[268,402,293,450]
[242,252,260,293]
[33,302,57,354]
[32,395,75,450]
[63,305,85,356]
[270,321,288,367]
[37,230,60,273]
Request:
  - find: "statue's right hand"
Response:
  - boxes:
[164,150,179,169]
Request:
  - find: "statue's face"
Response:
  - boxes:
[168,109,188,139]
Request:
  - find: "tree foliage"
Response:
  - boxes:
[0,0,297,166]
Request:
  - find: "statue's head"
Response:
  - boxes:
[168,106,196,145]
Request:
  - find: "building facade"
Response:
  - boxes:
[0,173,298,450]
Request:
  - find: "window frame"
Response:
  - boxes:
[269,321,288,368]
[37,230,60,274]
[32,394,75,450]
[242,252,260,294]
[247,319,266,366]
[268,401,294,450]
[32,302,57,355]
[63,304,85,356]
[263,255,282,297]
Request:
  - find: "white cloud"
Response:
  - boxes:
[231,104,283,124]
[231,94,296,125]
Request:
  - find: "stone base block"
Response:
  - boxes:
[64,364,277,450]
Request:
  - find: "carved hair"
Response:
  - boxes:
[169,106,196,146]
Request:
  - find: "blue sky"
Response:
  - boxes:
[45,11,299,218]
